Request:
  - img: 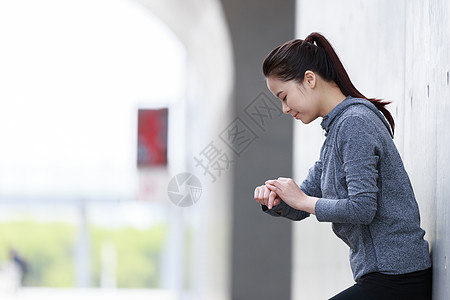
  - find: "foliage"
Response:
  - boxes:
[0,221,167,288]
[90,224,168,288]
[0,221,76,287]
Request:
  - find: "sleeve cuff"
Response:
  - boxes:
[314,198,337,222]
[262,200,310,221]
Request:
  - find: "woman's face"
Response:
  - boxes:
[266,76,320,124]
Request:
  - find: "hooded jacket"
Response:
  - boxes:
[263,96,432,281]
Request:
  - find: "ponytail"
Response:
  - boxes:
[263,32,395,135]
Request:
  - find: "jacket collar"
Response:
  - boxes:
[320,96,393,137]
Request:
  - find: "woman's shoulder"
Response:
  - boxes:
[332,104,393,148]
[337,100,391,135]
[340,99,378,118]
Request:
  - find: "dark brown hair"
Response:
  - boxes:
[263,32,395,134]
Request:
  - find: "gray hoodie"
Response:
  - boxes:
[263,96,432,281]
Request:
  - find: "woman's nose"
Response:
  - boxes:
[282,102,291,114]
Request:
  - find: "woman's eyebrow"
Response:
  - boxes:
[276,91,283,98]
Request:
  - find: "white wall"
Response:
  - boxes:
[0,0,185,200]
[293,0,450,299]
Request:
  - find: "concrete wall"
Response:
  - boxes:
[293,0,450,299]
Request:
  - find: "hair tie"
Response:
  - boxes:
[304,34,315,45]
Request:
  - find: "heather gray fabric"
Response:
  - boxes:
[263,96,432,281]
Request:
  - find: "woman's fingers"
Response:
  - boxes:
[263,185,270,201]
[265,179,277,186]
[268,190,277,209]
[253,185,280,209]
[258,186,265,205]
[273,197,280,206]
[254,186,262,204]
[254,185,267,205]
[254,184,281,209]
[265,183,277,191]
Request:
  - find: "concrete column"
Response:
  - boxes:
[220,1,296,299]
[75,199,91,288]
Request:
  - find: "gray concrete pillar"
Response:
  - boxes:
[220,1,296,299]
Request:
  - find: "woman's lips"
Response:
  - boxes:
[293,113,299,119]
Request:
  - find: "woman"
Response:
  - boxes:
[254,32,432,300]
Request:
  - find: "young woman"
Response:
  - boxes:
[254,32,432,300]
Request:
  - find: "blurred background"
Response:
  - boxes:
[0,0,449,300]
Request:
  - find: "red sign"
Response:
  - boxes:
[137,108,168,167]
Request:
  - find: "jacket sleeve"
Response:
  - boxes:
[261,200,310,221]
[300,160,323,198]
[315,115,380,224]
[261,160,323,221]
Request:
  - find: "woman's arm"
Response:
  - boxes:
[262,116,382,225]
[265,178,318,214]
[254,159,323,221]
[299,160,323,199]
[254,185,310,221]
[314,116,380,224]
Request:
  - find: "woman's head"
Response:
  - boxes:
[266,70,325,124]
[263,34,336,83]
[263,32,395,134]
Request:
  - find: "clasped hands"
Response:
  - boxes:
[254,177,317,214]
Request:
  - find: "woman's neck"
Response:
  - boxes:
[318,83,347,117]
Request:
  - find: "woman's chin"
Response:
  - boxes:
[298,117,312,124]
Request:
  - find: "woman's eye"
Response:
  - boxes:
[282,96,287,102]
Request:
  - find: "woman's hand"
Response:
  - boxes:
[254,185,281,208]
[265,177,317,214]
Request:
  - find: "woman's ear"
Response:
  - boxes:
[304,70,316,89]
